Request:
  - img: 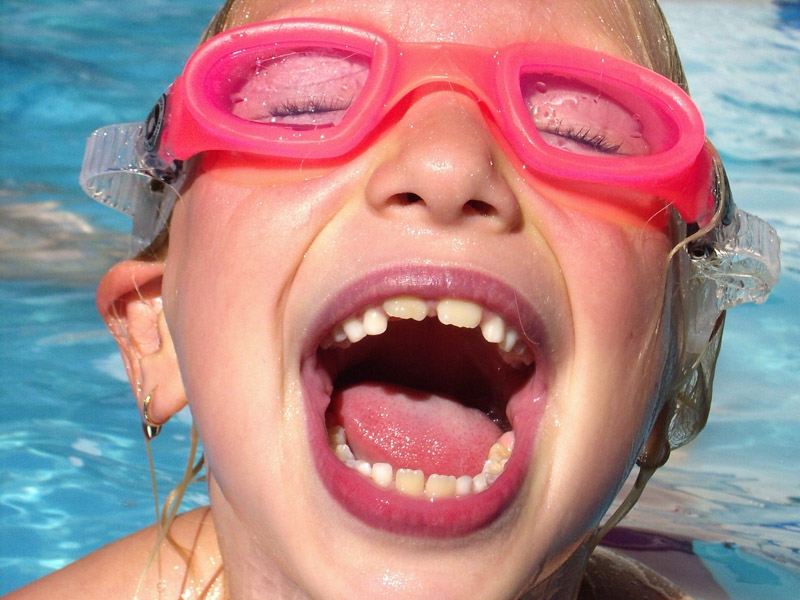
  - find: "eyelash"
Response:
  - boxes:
[543,121,622,154]
[271,96,353,118]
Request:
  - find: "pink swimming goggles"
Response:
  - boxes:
[81,18,716,250]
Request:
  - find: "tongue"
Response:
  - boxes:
[330,382,503,476]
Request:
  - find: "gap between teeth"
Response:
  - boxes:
[329,425,515,500]
[321,296,533,366]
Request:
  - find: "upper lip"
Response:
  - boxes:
[300,264,554,537]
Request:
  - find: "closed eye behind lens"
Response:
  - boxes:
[520,73,651,156]
[212,47,372,128]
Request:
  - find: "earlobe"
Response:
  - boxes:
[97,259,187,427]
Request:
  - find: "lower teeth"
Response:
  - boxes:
[328,426,514,499]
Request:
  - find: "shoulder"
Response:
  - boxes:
[5,507,221,600]
[579,546,692,600]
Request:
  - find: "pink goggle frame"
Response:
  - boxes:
[81,18,717,251]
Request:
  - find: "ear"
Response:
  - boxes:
[97,259,187,425]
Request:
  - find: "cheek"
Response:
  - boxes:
[532,200,675,538]
[161,170,321,440]
[565,209,673,413]
[563,216,672,453]
[161,164,363,466]
[530,184,673,367]
[569,224,670,342]
[164,162,339,323]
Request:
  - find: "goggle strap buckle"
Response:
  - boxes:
[684,206,781,356]
[693,206,781,311]
[80,122,183,254]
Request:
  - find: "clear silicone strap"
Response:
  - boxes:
[683,206,781,356]
[694,206,781,310]
[80,123,181,253]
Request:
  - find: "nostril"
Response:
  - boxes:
[387,195,500,218]
[465,200,498,218]
[387,193,424,208]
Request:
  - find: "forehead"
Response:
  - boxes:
[222,0,637,58]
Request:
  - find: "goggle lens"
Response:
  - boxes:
[210,46,372,129]
[522,73,659,156]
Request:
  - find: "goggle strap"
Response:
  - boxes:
[693,205,781,311]
[80,123,145,217]
[682,201,780,358]
[80,123,181,254]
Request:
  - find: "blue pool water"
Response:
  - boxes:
[1,0,798,597]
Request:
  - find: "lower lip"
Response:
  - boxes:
[304,362,547,538]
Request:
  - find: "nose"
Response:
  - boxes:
[364,91,522,232]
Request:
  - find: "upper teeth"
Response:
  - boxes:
[321,296,533,366]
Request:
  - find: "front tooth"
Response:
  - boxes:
[480,312,506,343]
[395,468,425,497]
[425,474,458,499]
[437,299,482,328]
[383,296,428,321]
[372,463,393,488]
[342,316,367,343]
[363,307,388,335]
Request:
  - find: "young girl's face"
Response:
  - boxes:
[160,0,677,596]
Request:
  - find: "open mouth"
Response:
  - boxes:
[302,268,549,537]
